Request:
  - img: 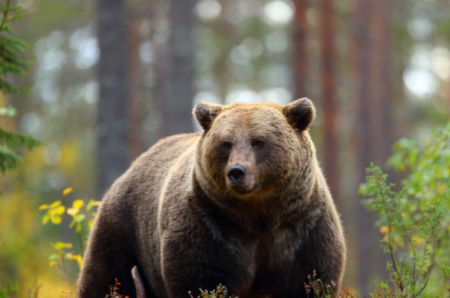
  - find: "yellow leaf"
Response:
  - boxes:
[437,185,447,193]
[68,254,83,269]
[49,260,58,267]
[92,201,101,207]
[42,214,50,225]
[67,208,79,216]
[38,204,50,210]
[379,226,390,234]
[51,215,62,225]
[75,255,83,269]
[72,199,84,209]
[69,220,76,228]
[50,200,61,208]
[63,187,73,196]
[64,243,73,249]
[412,234,424,244]
[55,206,66,215]
[88,219,94,229]
[91,212,97,218]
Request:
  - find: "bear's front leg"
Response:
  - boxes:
[159,225,256,298]
[77,200,139,298]
[288,215,346,298]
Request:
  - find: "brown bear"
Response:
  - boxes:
[77,98,346,298]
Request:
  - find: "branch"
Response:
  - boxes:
[132,266,147,298]
[0,0,10,32]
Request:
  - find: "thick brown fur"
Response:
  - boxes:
[77,98,346,298]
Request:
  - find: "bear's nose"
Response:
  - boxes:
[227,165,247,184]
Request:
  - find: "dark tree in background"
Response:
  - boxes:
[369,0,393,165]
[354,0,373,294]
[127,0,146,162]
[319,0,339,204]
[158,0,196,137]
[96,0,129,198]
[354,0,392,295]
[292,0,308,100]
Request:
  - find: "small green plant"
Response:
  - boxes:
[0,282,18,298]
[38,187,101,274]
[441,264,450,297]
[104,278,129,298]
[189,284,236,298]
[363,164,445,297]
[361,123,450,297]
[303,270,353,298]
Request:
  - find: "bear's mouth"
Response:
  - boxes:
[226,174,256,195]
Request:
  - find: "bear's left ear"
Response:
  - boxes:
[193,101,223,131]
[282,98,316,131]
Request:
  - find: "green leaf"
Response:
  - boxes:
[74,214,85,223]
[49,253,60,261]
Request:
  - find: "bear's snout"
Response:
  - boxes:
[227,165,247,184]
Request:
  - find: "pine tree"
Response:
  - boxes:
[0,0,41,174]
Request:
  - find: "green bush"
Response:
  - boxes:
[361,123,450,297]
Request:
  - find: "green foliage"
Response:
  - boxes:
[361,123,450,297]
[0,0,30,95]
[0,127,41,172]
[0,0,41,175]
[0,281,18,298]
[440,264,450,296]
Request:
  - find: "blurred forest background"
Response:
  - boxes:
[1,0,450,297]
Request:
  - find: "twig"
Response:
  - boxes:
[132,266,147,298]
[375,176,404,292]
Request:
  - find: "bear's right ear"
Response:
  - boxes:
[193,102,223,131]
[282,98,316,131]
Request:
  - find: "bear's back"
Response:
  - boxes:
[122,132,201,204]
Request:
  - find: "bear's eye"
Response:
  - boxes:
[222,142,232,149]
[253,140,264,148]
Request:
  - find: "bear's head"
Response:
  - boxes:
[193,98,317,201]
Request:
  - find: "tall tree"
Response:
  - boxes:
[319,0,339,202]
[353,0,392,295]
[369,0,393,164]
[368,0,392,287]
[292,0,308,99]
[354,1,373,295]
[158,0,196,137]
[127,0,147,161]
[96,0,129,198]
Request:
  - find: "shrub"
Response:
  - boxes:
[361,123,450,297]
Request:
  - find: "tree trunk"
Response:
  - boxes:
[354,0,373,295]
[158,0,196,137]
[292,0,308,99]
[354,0,392,295]
[368,0,392,285]
[96,0,129,198]
[319,0,339,203]
[369,0,392,165]
[127,0,146,161]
